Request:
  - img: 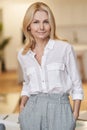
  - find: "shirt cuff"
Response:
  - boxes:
[72,93,84,100]
[21,91,30,97]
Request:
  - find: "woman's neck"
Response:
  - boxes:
[35,38,49,49]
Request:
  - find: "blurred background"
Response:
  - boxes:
[0,0,87,129]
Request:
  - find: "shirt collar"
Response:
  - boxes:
[45,39,55,50]
[28,50,35,57]
[27,39,55,56]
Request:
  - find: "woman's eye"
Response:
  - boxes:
[33,21,39,23]
[32,20,49,24]
[44,20,49,23]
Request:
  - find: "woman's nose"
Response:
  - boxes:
[40,23,44,30]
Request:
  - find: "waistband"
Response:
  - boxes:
[29,93,69,104]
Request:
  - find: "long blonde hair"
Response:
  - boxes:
[22,2,59,54]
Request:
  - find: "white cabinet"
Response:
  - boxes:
[73,44,87,81]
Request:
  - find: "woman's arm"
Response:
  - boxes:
[20,95,29,112]
[18,51,30,112]
[73,100,81,120]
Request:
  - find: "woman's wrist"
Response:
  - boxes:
[73,111,79,120]
[73,100,81,120]
[20,96,29,112]
[20,104,25,112]
[20,103,25,107]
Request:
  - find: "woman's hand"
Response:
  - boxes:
[19,95,29,112]
[73,100,81,120]
[73,111,79,120]
[20,104,25,112]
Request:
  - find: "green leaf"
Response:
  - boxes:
[0,37,11,50]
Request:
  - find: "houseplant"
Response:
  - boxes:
[0,37,11,71]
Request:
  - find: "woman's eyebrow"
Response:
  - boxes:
[33,18,49,21]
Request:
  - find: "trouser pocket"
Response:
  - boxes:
[69,106,76,130]
[18,99,34,123]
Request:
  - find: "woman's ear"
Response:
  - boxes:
[27,26,31,31]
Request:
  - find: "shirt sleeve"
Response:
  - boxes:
[17,50,30,97]
[66,45,84,100]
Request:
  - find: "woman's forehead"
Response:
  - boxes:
[33,10,48,20]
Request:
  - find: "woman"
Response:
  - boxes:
[18,2,84,130]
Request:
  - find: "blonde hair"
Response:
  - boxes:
[22,2,59,54]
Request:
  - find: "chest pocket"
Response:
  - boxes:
[47,63,65,87]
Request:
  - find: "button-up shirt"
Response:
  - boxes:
[18,39,84,100]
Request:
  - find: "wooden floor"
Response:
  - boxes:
[0,71,87,113]
[0,71,22,113]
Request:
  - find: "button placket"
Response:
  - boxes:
[40,54,47,91]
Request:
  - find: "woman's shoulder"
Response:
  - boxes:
[55,39,71,46]
[54,39,73,50]
[51,39,75,55]
[17,48,24,60]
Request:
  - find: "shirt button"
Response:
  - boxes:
[42,80,45,82]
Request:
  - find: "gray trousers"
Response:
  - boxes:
[19,93,76,130]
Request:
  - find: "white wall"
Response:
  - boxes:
[0,0,87,78]
[0,1,29,70]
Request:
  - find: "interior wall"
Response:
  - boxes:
[0,2,29,70]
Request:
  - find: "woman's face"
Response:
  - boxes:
[29,10,51,41]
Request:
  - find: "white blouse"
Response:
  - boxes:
[18,39,84,100]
